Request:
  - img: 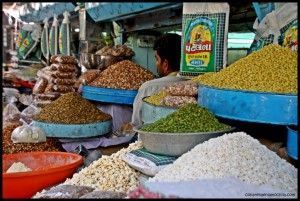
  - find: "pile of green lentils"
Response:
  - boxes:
[34,92,112,124]
[141,104,230,133]
[192,44,297,94]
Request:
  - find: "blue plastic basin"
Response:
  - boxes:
[198,85,297,125]
[82,85,138,105]
[141,99,177,124]
[32,120,112,138]
[287,126,298,160]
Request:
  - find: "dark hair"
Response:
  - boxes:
[153,33,181,71]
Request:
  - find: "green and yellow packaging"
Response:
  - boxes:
[180,3,229,76]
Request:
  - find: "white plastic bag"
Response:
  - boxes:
[3,97,21,123]
[11,122,47,143]
[249,3,297,53]
[122,153,168,176]
[20,104,42,124]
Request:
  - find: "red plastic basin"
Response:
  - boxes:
[2,151,83,198]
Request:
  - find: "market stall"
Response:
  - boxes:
[2,2,298,199]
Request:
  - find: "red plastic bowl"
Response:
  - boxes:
[2,151,83,198]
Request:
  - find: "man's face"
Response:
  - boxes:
[155,51,164,76]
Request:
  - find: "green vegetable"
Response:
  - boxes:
[141,104,230,133]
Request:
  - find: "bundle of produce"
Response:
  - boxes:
[192,44,297,94]
[141,104,230,133]
[150,132,297,194]
[144,81,198,107]
[34,92,111,124]
[63,141,143,193]
[32,55,78,107]
[143,90,169,106]
[89,60,154,90]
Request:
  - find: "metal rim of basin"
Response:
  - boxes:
[198,84,297,96]
[133,125,235,136]
[32,119,111,126]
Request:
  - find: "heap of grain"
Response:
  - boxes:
[34,92,111,124]
[150,132,297,194]
[141,104,230,133]
[192,44,297,94]
[89,60,155,90]
[64,141,143,193]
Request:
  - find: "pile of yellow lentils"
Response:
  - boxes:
[192,44,297,94]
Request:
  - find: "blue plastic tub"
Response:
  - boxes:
[287,126,298,160]
[198,85,297,125]
[252,2,275,22]
[32,120,112,138]
[82,85,138,105]
[141,99,177,124]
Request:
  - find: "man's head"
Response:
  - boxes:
[153,33,181,76]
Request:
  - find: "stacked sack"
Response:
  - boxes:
[32,55,78,107]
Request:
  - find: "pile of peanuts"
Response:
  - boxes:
[89,60,154,90]
[96,45,135,58]
[64,141,143,193]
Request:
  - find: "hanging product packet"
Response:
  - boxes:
[15,24,33,52]
[41,18,50,60]
[11,121,46,143]
[49,15,59,56]
[249,3,297,53]
[180,3,229,76]
[18,24,42,59]
[59,11,71,55]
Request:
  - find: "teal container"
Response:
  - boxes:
[287,126,298,160]
[142,99,177,124]
[198,85,297,125]
[32,120,112,138]
[82,85,138,105]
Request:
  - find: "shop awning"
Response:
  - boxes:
[20,3,75,22]
[86,2,176,22]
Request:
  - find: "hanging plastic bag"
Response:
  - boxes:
[180,3,230,75]
[11,122,47,143]
[49,15,59,56]
[59,11,71,55]
[249,3,297,53]
[41,18,50,59]
[20,104,42,124]
[15,25,32,52]
[18,24,42,59]
[3,96,21,123]
[282,20,297,51]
